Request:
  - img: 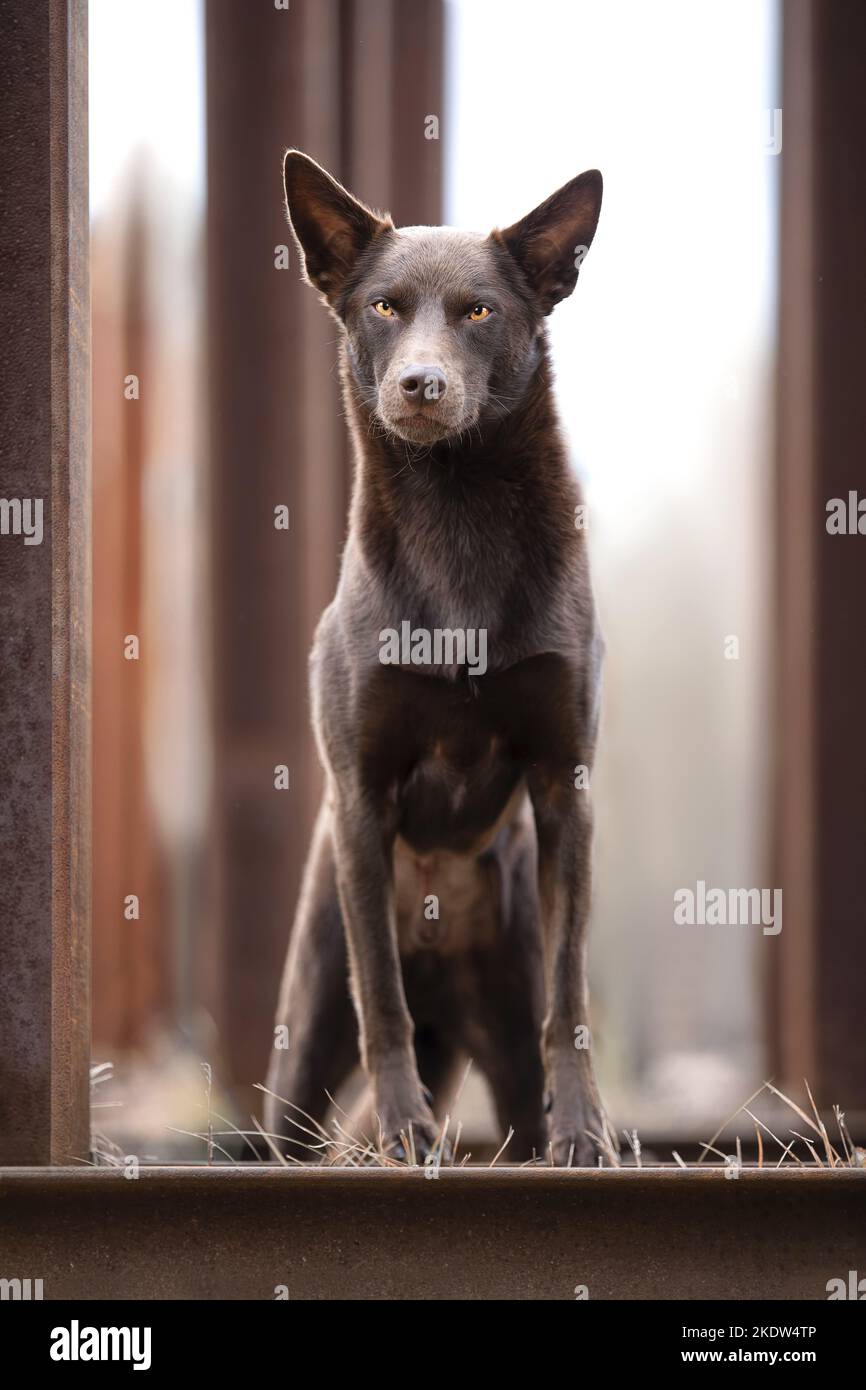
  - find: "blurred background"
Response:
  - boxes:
[87,0,864,1158]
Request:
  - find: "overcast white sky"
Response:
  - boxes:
[88,0,205,217]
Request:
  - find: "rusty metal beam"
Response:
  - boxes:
[0,1168,862,1299]
[0,1,90,1163]
[772,0,866,1106]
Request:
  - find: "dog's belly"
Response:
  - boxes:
[394,835,500,957]
[393,756,527,956]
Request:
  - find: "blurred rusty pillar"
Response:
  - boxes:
[204,0,442,1108]
[773,0,866,1106]
[205,0,335,1109]
[0,0,90,1163]
[91,176,170,1056]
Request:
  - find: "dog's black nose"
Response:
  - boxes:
[399,364,447,402]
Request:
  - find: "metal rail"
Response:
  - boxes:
[0,1167,862,1300]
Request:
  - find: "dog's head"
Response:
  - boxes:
[283,151,603,446]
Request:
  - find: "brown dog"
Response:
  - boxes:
[265,151,606,1164]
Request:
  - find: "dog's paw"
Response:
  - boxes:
[549,1128,601,1167]
[387,1130,452,1167]
[379,1108,442,1165]
[549,1099,614,1167]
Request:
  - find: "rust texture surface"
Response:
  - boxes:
[0,1168,862,1300]
[772,0,866,1105]
[0,0,91,1164]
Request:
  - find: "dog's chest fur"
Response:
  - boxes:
[390,476,522,636]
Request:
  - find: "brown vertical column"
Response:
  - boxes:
[0,0,90,1163]
[773,0,866,1106]
[205,0,327,1107]
[91,180,170,1055]
[390,0,443,226]
[204,0,442,1108]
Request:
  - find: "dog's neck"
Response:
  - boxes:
[343,335,573,530]
[339,334,581,643]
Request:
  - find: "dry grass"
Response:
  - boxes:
[88,1061,137,1168]
[90,1062,864,1170]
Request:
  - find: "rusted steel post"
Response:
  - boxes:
[0,0,90,1163]
[772,0,866,1107]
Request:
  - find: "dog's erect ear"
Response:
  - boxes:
[283,150,392,303]
[497,170,603,314]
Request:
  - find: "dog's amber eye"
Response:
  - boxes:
[372,299,395,318]
[468,304,491,321]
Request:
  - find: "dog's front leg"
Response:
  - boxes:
[530,781,606,1166]
[331,795,437,1158]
